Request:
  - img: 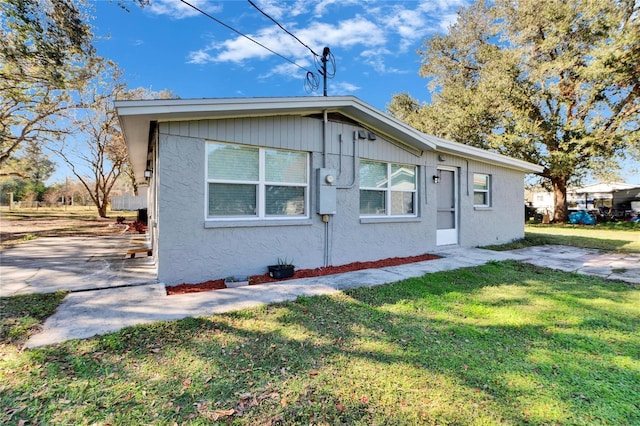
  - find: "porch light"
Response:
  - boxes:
[432,175,440,184]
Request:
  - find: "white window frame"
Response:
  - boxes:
[359,160,418,218]
[205,142,310,221]
[473,173,491,207]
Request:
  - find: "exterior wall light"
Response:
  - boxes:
[433,175,440,184]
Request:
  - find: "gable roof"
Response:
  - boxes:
[115,96,544,181]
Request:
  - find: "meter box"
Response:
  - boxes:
[316,168,337,214]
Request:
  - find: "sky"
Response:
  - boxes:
[91,0,464,109]
[47,0,638,184]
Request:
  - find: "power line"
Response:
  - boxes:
[247,0,320,57]
[245,0,336,95]
[178,0,313,74]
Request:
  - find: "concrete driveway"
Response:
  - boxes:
[508,244,640,283]
[0,234,157,297]
[2,235,639,348]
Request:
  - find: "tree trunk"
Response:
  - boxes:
[552,176,568,222]
[98,203,108,218]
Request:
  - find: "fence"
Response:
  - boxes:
[110,195,147,211]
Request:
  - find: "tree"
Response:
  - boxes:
[49,61,178,217]
[19,139,55,200]
[0,138,55,201]
[389,0,640,222]
[0,0,95,170]
[49,60,128,217]
[0,0,150,171]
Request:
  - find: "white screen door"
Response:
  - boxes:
[436,167,458,245]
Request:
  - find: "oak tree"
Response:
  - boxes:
[0,0,95,170]
[390,0,639,221]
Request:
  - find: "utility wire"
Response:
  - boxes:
[245,0,335,94]
[179,0,314,74]
[247,0,320,57]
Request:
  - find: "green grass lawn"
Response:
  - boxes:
[486,223,640,253]
[1,261,638,425]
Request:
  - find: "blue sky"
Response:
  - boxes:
[48,0,638,185]
[92,0,466,110]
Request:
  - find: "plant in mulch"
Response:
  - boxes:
[127,221,147,234]
[116,216,126,224]
[166,253,440,295]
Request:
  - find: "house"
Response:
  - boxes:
[115,96,543,286]
[527,182,640,219]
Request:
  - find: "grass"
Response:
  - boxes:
[485,223,640,253]
[0,205,138,221]
[1,262,638,425]
[0,292,67,346]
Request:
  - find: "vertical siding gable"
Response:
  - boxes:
[161,116,428,164]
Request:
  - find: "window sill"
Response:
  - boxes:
[359,216,421,224]
[204,218,313,228]
[473,206,493,211]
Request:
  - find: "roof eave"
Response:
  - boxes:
[433,137,544,174]
[116,96,543,179]
[116,96,437,181]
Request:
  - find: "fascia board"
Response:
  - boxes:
[116,96,439,182]
[116,96,544,179]
[115,96,438,151]
[434,136,544,174]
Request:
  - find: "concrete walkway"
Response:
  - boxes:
[1,236,637,348]
[509,244,640,283]
[23,247,524,347]
[1,234,157,296]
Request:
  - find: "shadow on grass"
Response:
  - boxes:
[485,232,637,252]
[3,261,639,425]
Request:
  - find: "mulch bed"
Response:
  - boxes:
[166,253,439,296]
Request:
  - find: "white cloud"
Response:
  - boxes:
[299,16,385,50]
[187,49,214,64]
[251,0,287,20]
[184,0,469,80]
[382,6,430,51]
[258,61,311,80]
[329,81,360,95]
[359,48,406,74]
[437,13,461,32]
[312,0,361,17]
[417,0,467,13]
[186,14,384,68]
[147,0,222,19]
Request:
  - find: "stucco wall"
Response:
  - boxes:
[155,116,526,285]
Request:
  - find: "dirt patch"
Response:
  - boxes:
[0,217,130,248]
[0,210,143,248]
[166,253,439,296]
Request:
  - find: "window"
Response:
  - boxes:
[473,173,491,207]
[206,142,308,219]
[359,160,417,216]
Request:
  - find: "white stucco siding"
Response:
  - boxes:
[156,126,327,285]
[154,116,529,285]
[459,162,526,247]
